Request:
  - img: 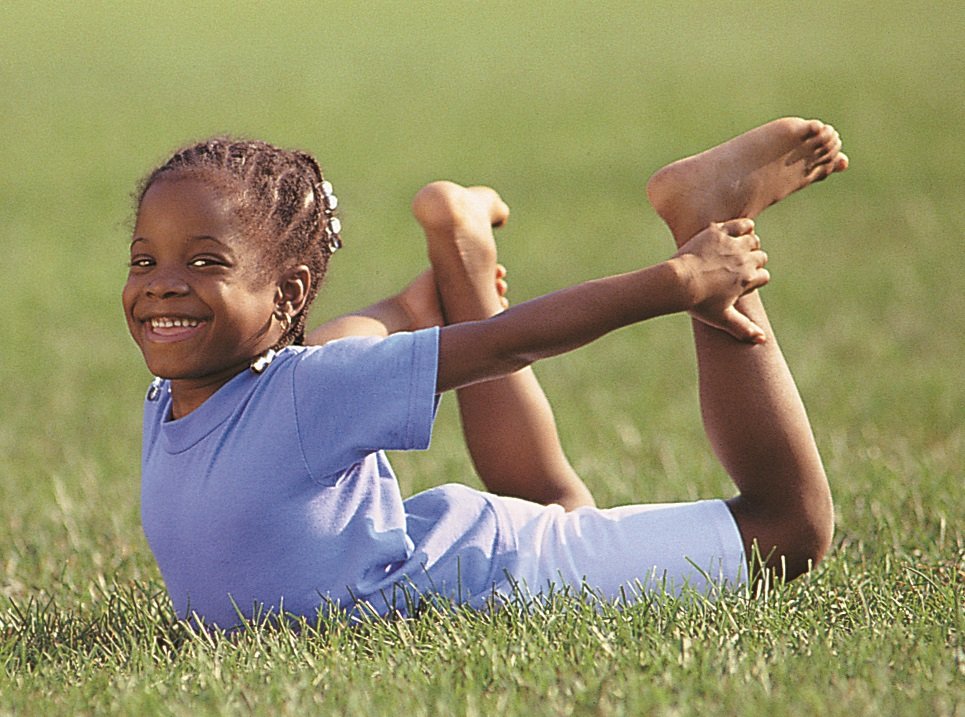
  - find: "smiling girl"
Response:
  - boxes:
[125,122,847,628]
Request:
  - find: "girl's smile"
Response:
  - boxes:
[123,177,284,416]
[143,316,206,342]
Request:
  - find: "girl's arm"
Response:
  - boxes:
[306,263,510,346]
[436,218,769,393]
[304,270,443,345]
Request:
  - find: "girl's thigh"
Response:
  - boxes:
[493,496,746,599]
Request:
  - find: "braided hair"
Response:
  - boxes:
[136,138,341,348]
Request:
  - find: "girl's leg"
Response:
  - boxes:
[646,117,848,579]
[413,183,595,510]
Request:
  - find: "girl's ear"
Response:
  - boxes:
[275,265,312,318]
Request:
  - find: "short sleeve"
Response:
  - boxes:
[292,328,439,477]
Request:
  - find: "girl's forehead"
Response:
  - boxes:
[141,175,233,214]
[136,178,240,239]
[134,177,274,270]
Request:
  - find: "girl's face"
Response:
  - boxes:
[123,177,284,410]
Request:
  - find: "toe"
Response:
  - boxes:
[801,118,825,140]
[812,124,836,148]
[813,131,842,160]
[806,160,836,182]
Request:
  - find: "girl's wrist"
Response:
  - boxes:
[661,256,701,314]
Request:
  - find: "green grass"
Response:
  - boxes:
[0,1,962,714]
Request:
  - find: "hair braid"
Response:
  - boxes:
[136,137,342,349]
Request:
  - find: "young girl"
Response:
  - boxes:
[124,118,848,628]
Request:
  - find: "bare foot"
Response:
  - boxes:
[411,181,510,322]
[646,117,849,246]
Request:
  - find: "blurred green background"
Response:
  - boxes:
[0,0,961,625]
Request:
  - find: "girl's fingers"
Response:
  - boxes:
[721,306,767,344]
[496,264,509,297]
[733,231,762,252]
[719,217,755,236]
[497,263,509,308]
[752,249,768,267]
[742,268,770,294]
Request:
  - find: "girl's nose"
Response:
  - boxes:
[145,270,190,299]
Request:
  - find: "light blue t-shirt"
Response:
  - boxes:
[140,329,514,628]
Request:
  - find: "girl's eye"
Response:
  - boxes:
[129,257,154,268]
[189,257,223,268]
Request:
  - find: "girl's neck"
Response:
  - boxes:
[168,363,250,419]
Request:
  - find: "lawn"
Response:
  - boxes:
[0,2,961,715]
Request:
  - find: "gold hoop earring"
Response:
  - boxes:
[274,308,292,333]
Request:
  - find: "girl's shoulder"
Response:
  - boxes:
[289,329,440,375]
[288,329,439,407]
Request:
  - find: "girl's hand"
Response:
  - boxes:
[671,218,770,343]
[399,265,510,331]
[397,269,444,330]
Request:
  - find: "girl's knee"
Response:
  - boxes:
[728,494,834,581]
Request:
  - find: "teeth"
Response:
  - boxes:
[150,317,200,329]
